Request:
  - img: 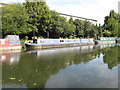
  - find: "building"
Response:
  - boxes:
[118,1,120,14]
[0,3,7,7]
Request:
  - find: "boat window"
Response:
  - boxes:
[40,41,44,43]
[60,40,64,42]
[33,39,37,43]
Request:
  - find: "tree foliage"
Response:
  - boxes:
[3,1,119,39]
[74,19,84,37]
[103,10,119,37]
[2,4,32,37]
[23,1,51,37]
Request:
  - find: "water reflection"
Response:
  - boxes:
[45,54,118,88]
[2,44,119,88]
[0,50,21,64]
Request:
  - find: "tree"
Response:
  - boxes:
[59,16,74,38]
[74,19,84,37]
[48,12,76,38]
[83,20,93,38]
[47,11,65,38]
[98,24,103,37]
[89,24,98,38]
[118,14,120,37]
[103,10,119,37]
[0,6,2,38]
[2,4,32,37]
[67,17,76,36]
[24,0,51,38]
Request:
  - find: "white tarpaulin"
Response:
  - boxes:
[5,35,20,45]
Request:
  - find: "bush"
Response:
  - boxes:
[24,36,28,40]
[20,39,26,45]
[103,30,111,37]
[69,35,76,39]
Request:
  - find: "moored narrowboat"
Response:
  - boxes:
[0,35,22,50]
[94,37,116,45]
[25,38,94,49]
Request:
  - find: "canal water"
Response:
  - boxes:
[1,44,119,88]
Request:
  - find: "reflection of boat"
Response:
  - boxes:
[0,50,21,64]
[116,43,120,46]
[25,39,94,49]
[0,35,22,50]
[26,44,116,57]
[26,45,95,58]
[30,46,94,56]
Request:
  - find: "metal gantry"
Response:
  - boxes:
[58,12,97,22]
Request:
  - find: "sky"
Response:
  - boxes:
[0,0,120,25]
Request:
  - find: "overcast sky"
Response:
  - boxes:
[0,0,119,24]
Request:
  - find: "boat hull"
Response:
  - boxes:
[94,40,116,45]
[0,45,22,51]
[25,43,94,50]
[25,43,42,49]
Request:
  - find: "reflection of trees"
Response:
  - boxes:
[92,45,119,70]
[102,46,119,69]
[2,46,119,88]
[2,49,98,88]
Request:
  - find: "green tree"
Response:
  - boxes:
[74,19,84,37]
[59,16,74,38]
[67,17,76,36]
[0,6,2,38]
[2,4,32,37]
[83,20,93,38]
[118,14,120,36]
[98,24,103,37]
[24,0,51,38]
[89,24,98,38]
[48,11,65,38]
[103,10,119,37]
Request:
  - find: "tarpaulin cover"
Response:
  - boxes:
[5,35,20,45]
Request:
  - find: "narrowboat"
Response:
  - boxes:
[25,38,94,49]
[94,37,116,45]
[0,35,22,50]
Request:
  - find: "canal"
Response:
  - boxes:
[1,44,119,88]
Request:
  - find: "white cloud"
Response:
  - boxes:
[46,0,119,25]
[0,0,25,3]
